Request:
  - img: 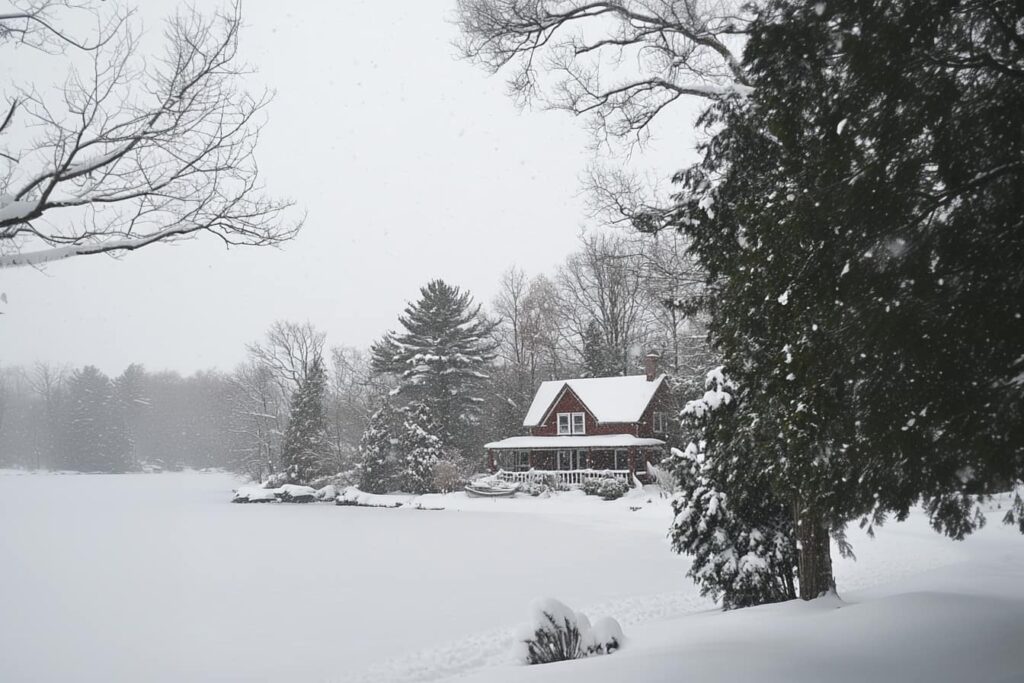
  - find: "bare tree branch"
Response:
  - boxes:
[455,0,753,147]
[0,1,302,269]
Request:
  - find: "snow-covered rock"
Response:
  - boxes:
[276,484,317,503]
[232,486,277,503]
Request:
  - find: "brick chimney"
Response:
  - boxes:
[642,353,660,381]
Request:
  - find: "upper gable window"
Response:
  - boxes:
[653,412,667,433]
[557,412,586,435]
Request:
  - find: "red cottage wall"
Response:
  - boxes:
[633,381,676,438]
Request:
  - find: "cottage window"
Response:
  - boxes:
[557,449,586,470]
[557,412,586,435]
[614,449,628,470]
[517,451,530,472]
[572,412,585,434]
[557,413,570,434]
[653,411,667,433]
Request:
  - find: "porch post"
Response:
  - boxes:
[628,447,636,476]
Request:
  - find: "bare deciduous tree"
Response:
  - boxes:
[636,230,713,381]
[326,345,381,471]
[494,268,574,384]
[558,232,653,374]
[246,320,327,396]
[0,1,301,268]
[227,359,285,481]
[456,0,753,148]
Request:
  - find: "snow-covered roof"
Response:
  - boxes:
[522,374,666,427]
[484,435,665,450]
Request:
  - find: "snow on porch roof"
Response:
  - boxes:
[522,374,666,427]
[484,435,666,450]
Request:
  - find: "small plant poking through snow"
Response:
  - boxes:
[518,598,623,665]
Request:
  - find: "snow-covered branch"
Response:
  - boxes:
[456,0,753,146]
[0,1,301,268]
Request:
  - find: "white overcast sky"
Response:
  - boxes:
[1,0,700,377]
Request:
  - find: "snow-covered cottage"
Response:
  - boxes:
[485,355,672,486]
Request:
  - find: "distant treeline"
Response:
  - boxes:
[0,232,714,479]
[0,365,239,473]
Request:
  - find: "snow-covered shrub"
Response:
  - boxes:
[646,461,678,495]
[307,470,357,491]
[582,476,628,500]
[263,471,290,489]
[431,460,463,494]
[518,478,552,496]
[507,471,558,496]
[519,599,586,664]
[518,599,624,665]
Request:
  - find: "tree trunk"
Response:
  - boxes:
[794,502,836,600]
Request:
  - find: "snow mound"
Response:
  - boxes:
[314,484,339,501]
[335,486,413,508]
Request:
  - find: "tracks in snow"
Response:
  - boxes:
[346,589,716,683]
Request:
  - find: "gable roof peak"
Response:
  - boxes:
[523,373,665,427]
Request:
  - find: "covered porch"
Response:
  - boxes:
[483,434,666,487]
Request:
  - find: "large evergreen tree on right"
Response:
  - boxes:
[671,0,1024,602]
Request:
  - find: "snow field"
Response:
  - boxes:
[1,471,1020,683]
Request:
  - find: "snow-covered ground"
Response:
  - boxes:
[1,471,1021,682]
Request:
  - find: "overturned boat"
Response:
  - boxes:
[464,477,519,498]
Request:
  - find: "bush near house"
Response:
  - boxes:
[582,476,629,500]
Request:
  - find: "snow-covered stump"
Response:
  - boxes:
[517,598,623,665]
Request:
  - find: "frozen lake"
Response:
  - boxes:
[3,470,1016,682]
[0,471,697,681]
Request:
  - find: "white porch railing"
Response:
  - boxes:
[495,468,631,488]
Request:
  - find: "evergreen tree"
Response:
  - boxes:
[670,0,1024,599]
[580,319,619,378]
[279,358,331,484]
[358,399,398,494]
[394,402,443,494]
[63,366,131,473]
[371,279,497,459]
[115,364,148,469]
[670,369,797,609]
